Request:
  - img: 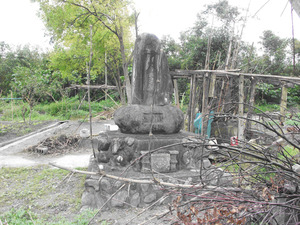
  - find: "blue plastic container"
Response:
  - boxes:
[194,111,214,138]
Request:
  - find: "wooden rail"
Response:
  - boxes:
[70,84,119,90]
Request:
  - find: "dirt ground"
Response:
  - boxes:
[0,120,175,224]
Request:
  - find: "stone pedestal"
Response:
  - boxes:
[92,130,210,173]
[114,104,184,134]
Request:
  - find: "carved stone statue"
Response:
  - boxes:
[114,33,184,134]
[131,33,173,106]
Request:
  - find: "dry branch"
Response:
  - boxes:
[49,162,244,192]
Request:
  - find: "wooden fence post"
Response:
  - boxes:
[201,73,210,137]
[173,79,180,109]
[208,73,216,98]
[188,74,196,132]
[238,74,245,141]
[245,77,257,139]
[280,82,288,123]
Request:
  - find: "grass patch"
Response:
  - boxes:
[0,166,92,224]
[254,103,280,113]
[278,145,300,160]
[0,207,103,225]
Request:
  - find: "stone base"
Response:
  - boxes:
[81,156,234,210]
[83,130,235,210]
[113,104,184,134]
[92,130,210,172]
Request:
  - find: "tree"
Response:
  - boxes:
[35,0,135,104]
[0,42,14,95]
[260,30,290,75]
[0,43,47,96]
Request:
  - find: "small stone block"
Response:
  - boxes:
[151,153,170,173]
[202,158,211,169]
[292,164,300,173]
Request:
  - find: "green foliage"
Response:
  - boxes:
[0,43,47,95]
[35,0,135,102]
[256,83,300,106]
[256,83,281,104]
[0,97,117,121]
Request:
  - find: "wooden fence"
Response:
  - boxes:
[170,70,300,140]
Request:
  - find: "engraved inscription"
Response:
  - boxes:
[143,113,163,124]
[151,153,170,173]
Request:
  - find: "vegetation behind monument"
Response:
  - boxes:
[0,0,299,121]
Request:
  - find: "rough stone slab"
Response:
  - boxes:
[144,193,157,204]
[130,192,141,207]
[111,190,128,207]
[81,190,96,208]
[85,179,100,191]
[100,178,112,194]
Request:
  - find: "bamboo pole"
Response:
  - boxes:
[105,51,108,100]
[87,25,95,158]
[11,91,13,121]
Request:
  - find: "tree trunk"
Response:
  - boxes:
[118,26,132,104]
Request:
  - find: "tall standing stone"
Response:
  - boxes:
[131,33,173,106]
[114,33,184,134]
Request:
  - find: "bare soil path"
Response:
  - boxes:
[0,120,115,168]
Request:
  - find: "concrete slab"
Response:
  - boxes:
[0,155,38,168]
[51,154,91,168]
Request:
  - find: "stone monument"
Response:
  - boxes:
[81,33,232,210]
[114,33,184,134]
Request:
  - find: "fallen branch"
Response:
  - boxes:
[49,162,243,191]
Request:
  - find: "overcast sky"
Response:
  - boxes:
[0,0,299,51]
